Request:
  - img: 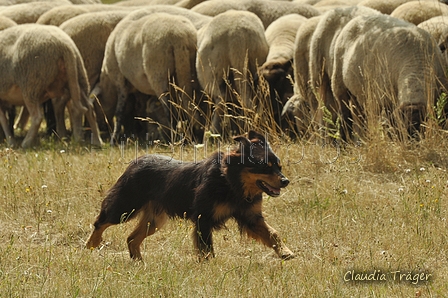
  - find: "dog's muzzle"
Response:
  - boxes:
[280,177,290,187]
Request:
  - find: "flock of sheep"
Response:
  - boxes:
[0,0,448,148]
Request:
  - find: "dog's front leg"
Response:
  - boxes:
[240,216,295,260]
[236,202,294,260]
[192,215,215,260]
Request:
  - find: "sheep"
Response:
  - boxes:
[109,5,212,33]
[196,10,269,136]
[92,6,210,141]
[0,1,72,24]
[293,0,321,5]
[313,0,363,12]
[0,24,103,148]
[58,10,131,134]
[0,0,99,4]
[390,0,448,25]
[191,0,320,29]
[36,4,133,26]
[418,16,448,76]
[331,14,447,140]
[439,23,448,53]
[175,0,205,9]
[313,0,362,5]
[419,15,448,42]
[0,15,16,30]
[19,7,128,138]
[0,18,16,142]
[259,13,308,127]
[0,13,15,142]
[357,0,412,14]
[113,0,179,5]
[101,12,201,144]
[309,6,380,140]
[282,15,321,137]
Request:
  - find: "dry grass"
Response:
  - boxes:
[2,31,448,296]
[0,128,447,297]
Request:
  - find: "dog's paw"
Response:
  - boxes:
[279,248,295,260]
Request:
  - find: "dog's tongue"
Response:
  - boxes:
[266,184,281,195]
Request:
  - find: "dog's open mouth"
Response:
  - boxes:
[256,180,281,197]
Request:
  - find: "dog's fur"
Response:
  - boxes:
[86,131,294,261]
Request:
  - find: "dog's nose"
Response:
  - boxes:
[280,177,290,187]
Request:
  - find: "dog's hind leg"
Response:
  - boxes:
[127,202,168,261]
[86,222,113,249]
[85,204,138,250]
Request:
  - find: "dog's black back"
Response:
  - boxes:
[98,152,226,223]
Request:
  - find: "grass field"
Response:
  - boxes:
[0,131,447,297]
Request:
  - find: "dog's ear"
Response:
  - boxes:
[233,135,251,150]
[248,131,266,143]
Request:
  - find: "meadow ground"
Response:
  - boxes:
[0,131,447,298]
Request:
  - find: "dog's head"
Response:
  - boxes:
[223,131,289,198]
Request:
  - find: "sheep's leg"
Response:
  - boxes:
[68,100,84,143]
[110,87,128,146]
[0,107,15,146]
[81,91,103,147]
[94,77,116,134]
[21,101,43,148]
[14,106,28,131]
[211,98,224,135]
[399,103,425,139]
[157,93,175,142]
[52,95,69,139]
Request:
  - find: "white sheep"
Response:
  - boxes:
[196,10,269,135]
[294,0,321,5]
[283,15,321,137]
[191,0,320,28]
[93,6,210,140]
[419,15,448,43]
[0,17,15,142]
[0,1,72,24]
[357,0,413,14]
[54,10,129,135]
[36,4,131,26]
[175,0,206,9]
[113,0,179,5]
[331,14,447,139]
[112,5,212,32]
[0,24,103,148]
[14,7,131,137]
[390,0,448,25]
[101,12,201,143]
[418,16,448,80]
[438,21,448,54]
[0,15,16,30]
[313,0,363,12]
[309,6,380,140]
[0,0,99,4]
[259,13,308,127]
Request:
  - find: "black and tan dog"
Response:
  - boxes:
[86,131,294,260]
